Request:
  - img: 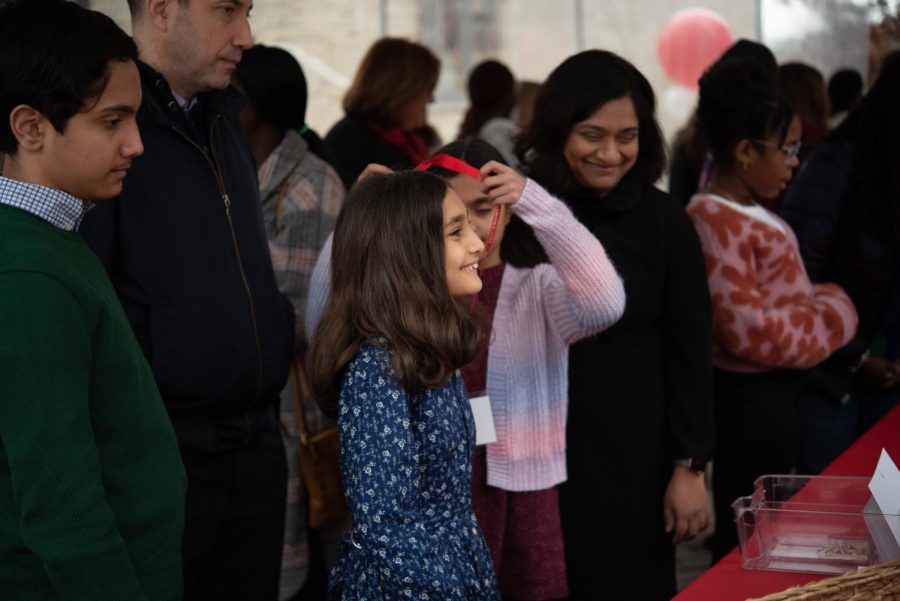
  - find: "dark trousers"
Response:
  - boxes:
[711,368,808,562]
[798,380,900,473]
[181,428,288,601]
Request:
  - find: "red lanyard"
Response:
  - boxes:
[414,154,482,180]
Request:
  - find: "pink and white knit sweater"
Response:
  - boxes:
[483,179,624,490]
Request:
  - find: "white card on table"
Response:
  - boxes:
[868,449,900,546]
[469,395,496,445]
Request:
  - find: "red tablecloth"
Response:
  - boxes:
[674,403,900,601]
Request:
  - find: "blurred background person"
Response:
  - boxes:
[513,81,542,134]
[325,37,440,189]
[233,44,346,601]
[778,62,829,156]
[827,68,864,128]
[457,59,519,167]
[783,52,900,475]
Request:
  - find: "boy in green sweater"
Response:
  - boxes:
[0,1,187,599]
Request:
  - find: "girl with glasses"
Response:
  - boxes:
[686,57,859,560]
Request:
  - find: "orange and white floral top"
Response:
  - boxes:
[686,193,858,373]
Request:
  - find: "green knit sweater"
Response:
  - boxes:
[0,204,187,600]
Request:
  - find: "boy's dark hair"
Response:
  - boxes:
[517,50,667,198]
[307,170,481,416]
[698,57,794,170]
[0,0,138,154]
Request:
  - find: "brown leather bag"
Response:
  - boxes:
[289,359,348,530]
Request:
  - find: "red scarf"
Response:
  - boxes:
[370,124,428,165]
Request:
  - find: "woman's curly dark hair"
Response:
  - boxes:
[697,57,794,169]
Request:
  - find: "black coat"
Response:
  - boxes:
[324,115,412,189]
[783,137,899,395]
[80,62,295,452]
[558,173,714,599]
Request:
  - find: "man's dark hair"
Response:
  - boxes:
[0,0,138,154]
[127,0,189,18]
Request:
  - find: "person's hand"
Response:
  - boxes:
[856,356,900,390]
[663,465,710,544]
[357,163,392,182]
[480,161,526,207]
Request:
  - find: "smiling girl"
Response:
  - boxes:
[307,171,499,599]
[687,57,859,559]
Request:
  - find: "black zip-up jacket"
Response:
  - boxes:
[783,137,899,401]
[81,62,294,452]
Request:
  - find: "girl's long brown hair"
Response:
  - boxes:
[307,171,482,417]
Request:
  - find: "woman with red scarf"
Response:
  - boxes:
[325,38,441,189]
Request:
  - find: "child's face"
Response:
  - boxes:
[741,115,802,199]
[443,187,485,298]
[449,174,511,268]
[42,59,143,200]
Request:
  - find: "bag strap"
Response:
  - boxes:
[290,357,313,444]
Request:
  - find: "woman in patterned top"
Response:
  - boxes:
[307,170,501,599]
[687,57,858,559]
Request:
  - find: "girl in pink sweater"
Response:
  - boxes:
[686,57,859,559]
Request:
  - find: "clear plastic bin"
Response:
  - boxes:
[732,474,899,575]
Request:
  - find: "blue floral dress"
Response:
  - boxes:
[328,343,500,600]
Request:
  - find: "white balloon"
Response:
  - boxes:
[662,86,698,123]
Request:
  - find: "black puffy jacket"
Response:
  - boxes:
[783,136,899,395]
[81,62,294,451]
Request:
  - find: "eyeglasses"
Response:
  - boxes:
[752,139,802,164]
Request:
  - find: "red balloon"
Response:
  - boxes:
[657,8,733,90]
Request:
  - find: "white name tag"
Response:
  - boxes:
[469,395,496,445]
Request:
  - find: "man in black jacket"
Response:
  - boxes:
[80,2,294,599]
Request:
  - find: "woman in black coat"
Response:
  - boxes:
[325,38,441,189]
[515,50,714,600]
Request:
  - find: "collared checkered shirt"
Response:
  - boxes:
[0,176,91,231]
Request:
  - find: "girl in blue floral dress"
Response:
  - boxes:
[308,170,502,599]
